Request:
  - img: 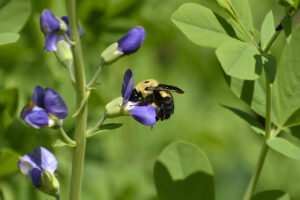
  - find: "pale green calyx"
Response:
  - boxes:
[39,171,60,198]
[57,19,68,34]
[55,40,73,68]
[101,42,124,65]
[105,96,129,118]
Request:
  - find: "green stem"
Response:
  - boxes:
[262,31,281,54]
[64,34,76,46]
[86,112,107,137]
[59,127,76,146]
[87,61,104,88]
[67,63,76,87]
[243,142,269,200]
[243,72,272,200]
[66,0,88,199]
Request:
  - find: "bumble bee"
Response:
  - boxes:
[129,79,184,121]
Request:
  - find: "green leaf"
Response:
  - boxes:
[252,190,290,200]
[279,0,299,10]
[0,89,18,131]
[217,0,237,19]
[217,0,254,34]
[0,0,31,33]
[221,104,264,135]
[0,33,19,46]
[216,41,262,80]
[281,16,292,39]
[273,25,300,126]
[262,54,277,84]
[230,0,254,32]
[87,123,123,138]
[154,141,214,200]
[261,11,275,50]
[267,137,300,160]
[0,148,20,177]
[171,3,238,49]
[225,25,300,127]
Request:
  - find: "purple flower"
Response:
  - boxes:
[40,9,82,51]
[121,69,157,126]
[18,147,58,188]
[117,26,145,55]
[21,86,68,129]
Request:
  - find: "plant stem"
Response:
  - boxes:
[243,142,269,200]
[262,30,281,54]
[59,127,76,146]
[243,72,272,200]
[87,61,104,88]
[66,0,88,199]
[86,112,107,137]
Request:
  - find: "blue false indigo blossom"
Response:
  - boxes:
[21,86,68,129]
[105,69,157,126]
[40,9,81,52]
[18,147,60,197]
[101,26,146,64]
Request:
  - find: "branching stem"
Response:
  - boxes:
[66,0,88,199]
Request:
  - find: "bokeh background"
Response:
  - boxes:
[1,0,300,199]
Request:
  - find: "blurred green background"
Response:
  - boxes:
[1,0,300,199]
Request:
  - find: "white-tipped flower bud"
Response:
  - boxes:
[39,171,60,198]
[55,40,73,68]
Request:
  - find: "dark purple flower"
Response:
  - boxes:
[118,26,145,55]
[40,9,82,51]
[21,86,68,129]
[18,147,58,188]
[121,69,157,126]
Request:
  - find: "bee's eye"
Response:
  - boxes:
[144,81,149,83]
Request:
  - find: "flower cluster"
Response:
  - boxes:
[40,9,81,51]
[20,86,68,129]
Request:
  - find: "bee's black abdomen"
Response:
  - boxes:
[154,91,174,121]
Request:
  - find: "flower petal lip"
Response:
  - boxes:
[23,107,50,129]
[128,103,157,126]
[30,168,42,187]
[40,9,60,34]
[44,88,68,119]
[122,69,134,107]
[44,33,64,51]
[117,26,146,55]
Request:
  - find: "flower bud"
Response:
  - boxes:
[100,42,124,65]
[105,96,129,118]
[100,26,145,65]
[55,40,73,68]
[39,171,60,198]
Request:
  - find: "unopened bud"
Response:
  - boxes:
[55,40,73,68]
[39,171,60,198]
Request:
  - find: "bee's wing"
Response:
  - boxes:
[146,84,184,94]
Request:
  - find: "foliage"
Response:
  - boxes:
[1,0,300,199]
